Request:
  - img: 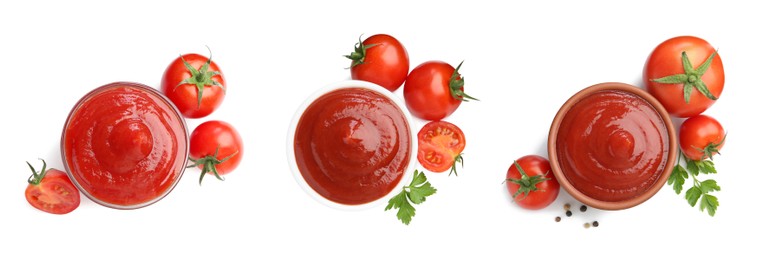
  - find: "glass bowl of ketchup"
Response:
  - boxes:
[61,82,189,210]
[287,80,417,211]
[548,82,677,210]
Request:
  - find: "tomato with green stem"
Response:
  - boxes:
[345,34,409,92]
[417,121,466,176]
[505,155,559,210]
[161,48,226,118]
[404,61,477,121]
[189,121,243,185]
[679,115,725,161]
[25,159,80,214]
[643,36,724,118]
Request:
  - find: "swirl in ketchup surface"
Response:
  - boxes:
[294,87,411,205]
[556,90,669,202]
[63,83,187,208]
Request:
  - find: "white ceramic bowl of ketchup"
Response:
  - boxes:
[286,80,418,211]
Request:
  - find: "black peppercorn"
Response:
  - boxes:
[580,205,587,212]
[566,210,573,217]
[592,221,599,227]
[555,216,561,222]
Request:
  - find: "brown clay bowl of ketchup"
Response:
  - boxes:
[548,82,677,210]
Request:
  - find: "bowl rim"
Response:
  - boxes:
[60,82,189,210]
[547,82,678,210]
[286,79,418,211]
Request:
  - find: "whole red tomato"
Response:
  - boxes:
[643,36,724,118]
[161,50,226,118]
[404,61,476,121]
[189,120,244,184]
[505,155,560,210]
[417,121,466,176]
[25,159,80,214]
[679,115,725,161]
[345,34,409,92]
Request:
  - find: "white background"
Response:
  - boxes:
[2,1,754,259]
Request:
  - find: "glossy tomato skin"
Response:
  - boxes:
[643,36,724,118]
[404,61,462,121]
[679,115,725,161]
[189,121,244,175]
[25,169,80,214]
[161,53,226,118]
[350,34,409,92]
[506,155,559,210]
[417,121,466,173]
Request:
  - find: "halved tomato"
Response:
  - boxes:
[417,121,466,175]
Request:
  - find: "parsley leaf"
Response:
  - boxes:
[667,149,721,217]
[700,194,719,217]
[408,182,436,204]
[668,165,688,194]
[697,160,717,174]
[385,191,415,225]
[685,186,702,207]
[409,170,427,187]
[699,179,720,193]
[686,157,700,176]
[385,170,437,225]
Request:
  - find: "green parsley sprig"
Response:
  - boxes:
[385,170,437,225]
[667,148,720,216]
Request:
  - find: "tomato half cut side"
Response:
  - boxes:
[417,121,466,175]
[25,163,80,215]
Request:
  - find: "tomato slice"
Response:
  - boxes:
[417,121,466,174]
[25,168,80,215]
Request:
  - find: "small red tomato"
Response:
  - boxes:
[644,36,724,118]
[417,121,466,176]
[345,34,409,92]
[161,49,226,118]
[679,115,725,161]
[505,155,560,210]
[189,121,244,184]
[25,159,80,214]
[404,61,477,121]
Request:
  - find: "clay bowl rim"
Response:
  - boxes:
[547,82,677,210]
